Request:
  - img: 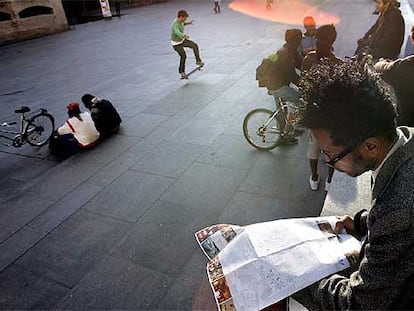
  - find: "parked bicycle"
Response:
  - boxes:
[0,106,54,147]
[243,94,299,150]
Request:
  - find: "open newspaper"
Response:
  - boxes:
[195,217,362,311]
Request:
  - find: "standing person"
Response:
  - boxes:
[266,0,273,10]
[355,0,404,60]
[81,94,122,138]
[302,24,342,191]
[266,29,303,145]
[292,60,414,310]
[214,0,221,13]
[171,10,204,79]
[114,0,121,17]
[300,16,317,57]
[404,24,414,56]
[374,55,414,126]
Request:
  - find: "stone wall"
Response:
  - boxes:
[0,0,68,45]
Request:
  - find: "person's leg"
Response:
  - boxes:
[307,132,320,190]
[173,44,187,74]
[214,1,218,13]
[274,85,299,135]
[182,39,203,64]
[275,85,299,105]
[268,92,286,132]
[325,165,335,191]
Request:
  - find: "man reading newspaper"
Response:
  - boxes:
[292,60,414,310]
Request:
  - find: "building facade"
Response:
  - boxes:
[0,0,68,45]
[0,0,167,45]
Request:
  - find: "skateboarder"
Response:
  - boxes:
[171,10,204,79]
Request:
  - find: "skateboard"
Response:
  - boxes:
[181,65,203,79]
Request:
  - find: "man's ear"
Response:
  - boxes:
[362,137,380,156]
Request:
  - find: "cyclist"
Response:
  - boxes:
[266,28,303,144]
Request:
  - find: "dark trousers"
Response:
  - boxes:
[115,2,120,17]
[173,39,201,73]
[214,1,221,13]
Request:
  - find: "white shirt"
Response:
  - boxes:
[58,112,100,147]
[372,128,408,185]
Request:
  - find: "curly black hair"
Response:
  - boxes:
[298,60,396,146]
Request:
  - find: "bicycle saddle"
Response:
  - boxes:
[14,106,30,114]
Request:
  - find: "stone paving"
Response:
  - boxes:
[0,0,412,309]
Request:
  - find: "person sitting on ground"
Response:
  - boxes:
[300,16,317,57]
[267,28,303,145]
[50,102,100,158]
[302,24,342,191]
[355,0,404,60]
[374,54,414,127]
[81,93,122,138]
[292,60,414,310]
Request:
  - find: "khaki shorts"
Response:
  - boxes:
[307,131,320,160]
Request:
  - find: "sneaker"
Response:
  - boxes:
[309,175,320,191]
[325,179,331,192]
[196,61,204,67]
[180,72,188,79]
[279,136,298,145]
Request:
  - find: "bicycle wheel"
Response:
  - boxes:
[243,108,283,150]
[25,113,55,146]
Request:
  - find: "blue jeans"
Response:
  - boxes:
[268,85,299,133]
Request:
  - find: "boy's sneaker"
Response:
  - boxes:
[309,175,320,191]
[180,72,188,79]
[196,61,204,67]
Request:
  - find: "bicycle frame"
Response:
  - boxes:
[0,115,25,140]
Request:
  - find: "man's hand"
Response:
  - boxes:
[183,34,189,40]
[334,215,356,236]
[186,19,194,25]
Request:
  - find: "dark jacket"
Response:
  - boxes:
[267,44,302,91]
[357,7,405,59]
[376,56,414,127]
[89,99,122,137]
[295,127,414,310]
[302,50,342,71]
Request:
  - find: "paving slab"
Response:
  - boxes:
[0,192,54,243]
[132,140,207,178]
[112,199,221,277]
[160,162,247,210]
[0,264,69,310]
[55,255,173,310]
[16,209,131,288]
[83,169,175,222]
[1,0,410,309]
[0,227,47,272]
[28,181,103,233]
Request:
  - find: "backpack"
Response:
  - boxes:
[255,53,279,88]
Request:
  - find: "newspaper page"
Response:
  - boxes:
[194,217,362,311]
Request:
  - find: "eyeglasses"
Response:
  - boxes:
[320,144,357,168]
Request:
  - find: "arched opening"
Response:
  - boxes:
[18,6,54,18]
[0,11,12,21]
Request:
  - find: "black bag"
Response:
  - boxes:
[255,53,279,88]
[49,132,79,159]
